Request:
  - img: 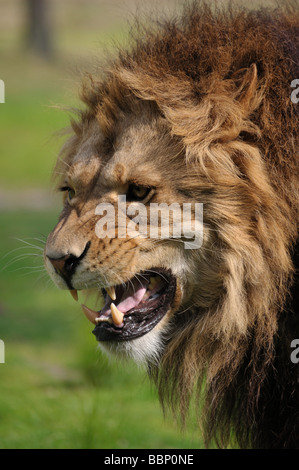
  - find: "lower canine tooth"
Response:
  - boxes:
[81,304,98,325]
[110,303,124,327]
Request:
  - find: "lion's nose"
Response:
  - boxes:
[47,241,90,285]
[47,253,78,279]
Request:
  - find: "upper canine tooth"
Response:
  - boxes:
[148,276,158,290]
[106,286,116,301]
[81,304,98,325]
[110,303,124,327]
[70,289,78,301]
[142,291,151,300]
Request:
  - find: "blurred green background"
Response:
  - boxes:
[0,0,202,450]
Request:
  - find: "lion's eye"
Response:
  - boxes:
[59,186,76,203]
[127,184,153,202]
[67,188,76,201]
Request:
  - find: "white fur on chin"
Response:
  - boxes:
[97,325,165,366]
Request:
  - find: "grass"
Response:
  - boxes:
[0,93,69,188]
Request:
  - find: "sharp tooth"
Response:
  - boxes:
[81,304,98,325]
[110,303,124,327]
[142,291,151,300]
[148,276,158,290]
[106,286,116,301]
[70,289,78,301]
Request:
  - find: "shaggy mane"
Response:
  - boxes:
[69,1,298,448]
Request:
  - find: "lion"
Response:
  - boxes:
[44,1,299,449]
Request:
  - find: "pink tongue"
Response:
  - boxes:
[117,285,147,313]
[101,282,147,316]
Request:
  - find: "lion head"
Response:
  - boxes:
[45,2,299,448]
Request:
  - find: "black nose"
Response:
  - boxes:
[47,241,90,287]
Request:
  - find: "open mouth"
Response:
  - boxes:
[80,268,176,341]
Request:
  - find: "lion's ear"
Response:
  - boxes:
[233,63,258,113]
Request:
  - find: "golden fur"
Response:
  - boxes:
[45,1,299,448]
